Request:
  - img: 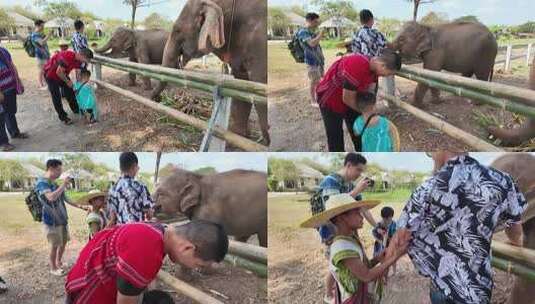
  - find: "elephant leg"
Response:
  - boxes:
[258,228,267,248]
[413,83,429,107]
[429,87,442,104]
[508,218,535,304]
[256,104,270,145]
[142,77,152,91]
[460,71,480,105]
[229,69,253,139]
[138,53,153,90]
[128,72,136,87]
[234,235,251,243]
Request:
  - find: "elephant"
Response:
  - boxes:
[392,21,498,107]
[153,168,267,247]
[94,27,169,90]
[150,0,269,145]
[488,56,535,146]
[491,153,535,304]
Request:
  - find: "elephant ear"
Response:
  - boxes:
[198,0,225,53]
[415,25,433,58]
[178,181,201,217]
[123,29,137,50]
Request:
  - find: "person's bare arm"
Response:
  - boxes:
[361,209,377,227]
[342,88,359,111]
[55,66,72,87]
[0,91,4,103]
[116,292,140,304]
[44,178,70,202]
[307,31,323,47]
[505,223,523,247]
[89,222,100,236]
[343,254,397,283]
[107,211,117,228]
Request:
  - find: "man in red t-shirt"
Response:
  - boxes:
[65,220,228,304]
[316,49,401,152]
[44,48,93,125]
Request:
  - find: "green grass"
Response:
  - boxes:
[268,191,411,249]
[0,193,90,242]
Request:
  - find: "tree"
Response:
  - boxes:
[268,158,299,189]
[405,0,437,21]
[312,0,358,21]
[194,166,217,175]
[0,9,15,33]
[0,160,28,190]
[10,5,41,21]
[290,5,305,17]
[143,12,172,30]
[455,15,480,23]
[154,151,162,184]
[42,1,82,20]
[122,0,169,29]
[377,18,403,40]
[517,21,535,34]
[420,11,448,26]
[268,7,290,37]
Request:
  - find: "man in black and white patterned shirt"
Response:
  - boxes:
[351,9,388,58]
[107,152,154,226]
[397,152,526,304]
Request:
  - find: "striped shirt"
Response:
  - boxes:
[71,31,88,53]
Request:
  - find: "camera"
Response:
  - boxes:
[365,177,375,188]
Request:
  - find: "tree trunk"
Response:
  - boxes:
[413,0,419,21]
[130,4,137,29]
[154,151,162,185]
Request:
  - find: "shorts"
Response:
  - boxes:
[44,225,70,247]
[307,65,324,83]
[37,58,48,68]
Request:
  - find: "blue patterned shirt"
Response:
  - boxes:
[71,31,88,53]
[107,176,154,224]
[398,155,527,304]
[351,25,387,58]
[31,32,50,60]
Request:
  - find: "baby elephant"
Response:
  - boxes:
[154,168,267,247]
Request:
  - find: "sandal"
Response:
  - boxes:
[1,144,15,152]
[0,276,7,294]
[50,268,66,276]
[63,118,73,125]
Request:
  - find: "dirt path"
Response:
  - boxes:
[268,41,532,152]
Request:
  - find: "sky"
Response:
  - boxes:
[268,152,534,173]
[268,0,535,25]
[0,152,267,173]
[0,0,187,21]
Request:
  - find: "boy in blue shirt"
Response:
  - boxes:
[353,92,394,152]
[74,69,98,124]
[372,206,397,276]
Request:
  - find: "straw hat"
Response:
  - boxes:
[76,190,107,205]
[300,193,380,228]
[58,39,69,46]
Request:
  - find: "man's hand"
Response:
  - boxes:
[66,80,74,88]
[0,91,4,104]
[505,223,523,247]
[354,178,370,194]
[386,229,412,259]
[62,176,72,186]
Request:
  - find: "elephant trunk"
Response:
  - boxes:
[488,57,535,146]
[151,34,183,101]
[94,40,113,54]
[508,216,535,304]
[488,119,535,146]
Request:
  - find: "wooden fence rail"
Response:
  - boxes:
[90,55,268,152]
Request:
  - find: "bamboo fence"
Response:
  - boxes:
[228,240,267,264]
[157,270,225,304]
[398,66,535,109]
[93,79,267,152]
[92,55,267,105]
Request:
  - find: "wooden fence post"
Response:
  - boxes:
[527,43,533,67]
[505,44,513,72]
[93,62,102,88]
[200,86,232,151]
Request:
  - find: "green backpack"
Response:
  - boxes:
[25,188,43,222]
[288,33,305,63]
[23,35,36,58]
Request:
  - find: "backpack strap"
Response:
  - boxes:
[361,113,378,135]
[74,81,89,96]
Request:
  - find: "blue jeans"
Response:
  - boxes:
[430,285,455,304]
[0,89,20,145]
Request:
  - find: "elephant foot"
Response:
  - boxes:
[143,85,153,91]
[430,97,443,105]
[199,264,220,276]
